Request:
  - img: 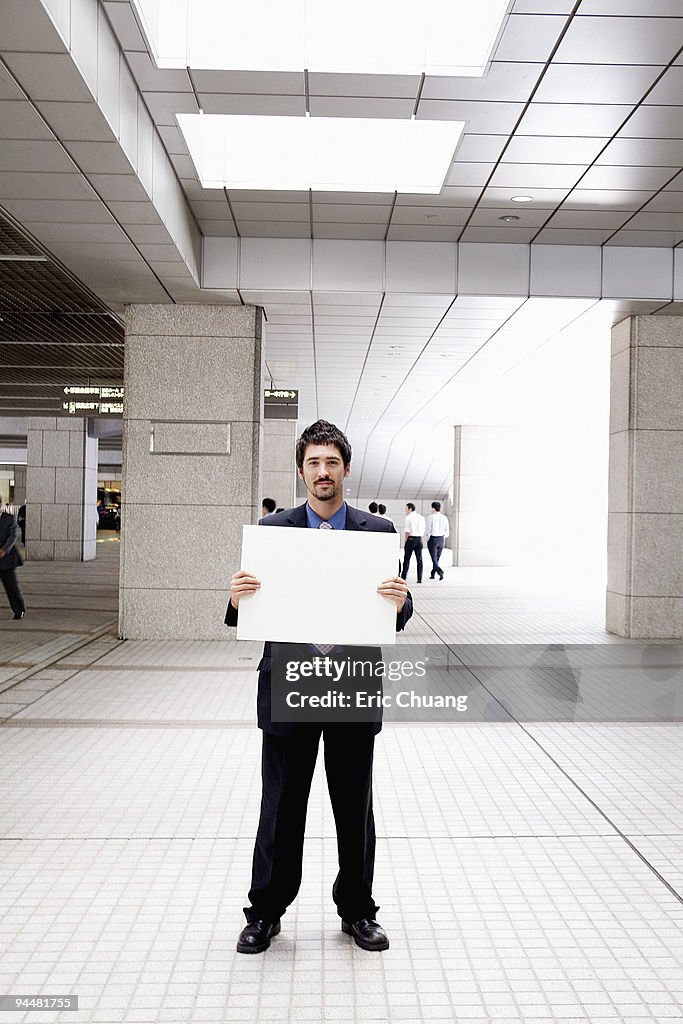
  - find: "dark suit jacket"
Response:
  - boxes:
[0,512,23,572]
[225,502,413,734]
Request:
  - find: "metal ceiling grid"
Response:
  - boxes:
[103,5,683,248]
[3,2,683,493]
[0,206,123,415]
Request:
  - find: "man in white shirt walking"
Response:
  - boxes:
[401,502,426,584]
[425,501,449,581]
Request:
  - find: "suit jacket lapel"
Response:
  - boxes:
[344,504,367,531]
[288,503,308,528]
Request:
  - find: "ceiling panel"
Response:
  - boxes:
[544,209,632,230]
[313,224,386,239]
[311,204,389,224]
[502,135,609,164]
[460,225,539,242]
[596,136,683,166]
[533,226,619,244]
[199,94,306,116]
[578,164,678,190]
[198,220,238,236]
[639,191,683,212]
[619,106,683,138]
[479,186,570,208]
[467,206,549,227]
[579,0,683,12]
[492,14,568,62]
[386,224,462,242]
[422,62,542,102]
[554,16,683,64]
[561,188,656,210]
[531,63,663,104]
[231,201,309,222]
[642,65,683,105]
[489,163,586,188]
[417,100,524,133]
[516,103,632,136]
[390,206,468,226]
[444,162,496,186]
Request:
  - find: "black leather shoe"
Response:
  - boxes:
[341,918,389,951]
[13,611,25,619]
[236,919,280,954]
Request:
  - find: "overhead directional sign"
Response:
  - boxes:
[61,385,124,416]
[264,388,298,419]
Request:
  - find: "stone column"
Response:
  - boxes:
[120,304,264,640]
[262,419,297,511]
[25,417,98,561]
[607,316,683,639]
[452,425,511,566]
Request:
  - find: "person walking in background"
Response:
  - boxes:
[261,498,276,518]
[425,501,449,581]
[17,504,26,546]
[377,504,393,527]
[401,502,425,584]
[368,502,378,514]
[0,500,26,619]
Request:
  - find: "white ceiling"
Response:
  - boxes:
[2,0,683,497]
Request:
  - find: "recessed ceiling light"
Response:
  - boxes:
[499,215,520,222]
[178,114,464,193]
[511,195,534,204]
[135,0,511,77]
[0,255,49,262]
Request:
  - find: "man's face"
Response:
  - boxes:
[405,505,411,515]
[298,443,350,503]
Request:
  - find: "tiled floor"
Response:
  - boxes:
[0,552,681,1023]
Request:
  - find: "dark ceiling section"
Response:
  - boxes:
[0,207,124,416]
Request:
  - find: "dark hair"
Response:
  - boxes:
[368,502,378,514]
[406,502,415,511]
[378,504,386,515]
[262,498,276,514]
[431,501,441,511]
[275,507,284,513]
[295,419,352,469]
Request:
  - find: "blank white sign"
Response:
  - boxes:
[236,525,400,645]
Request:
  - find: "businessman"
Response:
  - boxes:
[225,420,413,954]
[0,502,25,619]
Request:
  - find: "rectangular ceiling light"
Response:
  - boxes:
[177,114,464,193]
[134,0,511,77]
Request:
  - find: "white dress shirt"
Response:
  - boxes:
[404,511,426,537]
[425,512,449,539]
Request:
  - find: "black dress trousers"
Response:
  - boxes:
[401,537,423,583]
[0,569,25,615]
[427,535,445,578]
[246,722,378,924]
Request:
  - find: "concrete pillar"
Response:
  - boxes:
[452,425,511,566]
[120,304,264,640]
[607,316,683,639]
[261,419,297,511]
[25,417,98,561]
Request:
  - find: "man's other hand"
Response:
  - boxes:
[377,576,408,612]
[229,570,260,609]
